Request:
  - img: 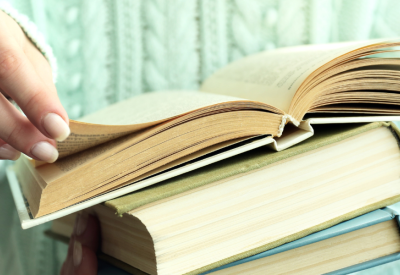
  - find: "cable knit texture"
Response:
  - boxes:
[143,0,199,92]
[1,0,400,274]
[105,0,143,103]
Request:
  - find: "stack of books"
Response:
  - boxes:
[8,39,400,274]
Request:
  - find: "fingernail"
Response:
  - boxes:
[31,141,59,163]
[43,113,70,142]
[0,144,20,160]
[74,212,89,236]
[73,240,82,268]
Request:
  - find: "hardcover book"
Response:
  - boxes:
[20,122,400,274]
[10,39,400,226]
[51,207,400,275]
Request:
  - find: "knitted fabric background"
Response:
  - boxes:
[5,0,400,119]
[1,0,400,274]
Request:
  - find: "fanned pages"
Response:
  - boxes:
[13,38,400,220]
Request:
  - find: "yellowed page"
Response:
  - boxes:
[213,220,400,275]
[56,91,249,158]
[201,39,390,113]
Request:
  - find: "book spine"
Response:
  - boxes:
[277,114,300,137]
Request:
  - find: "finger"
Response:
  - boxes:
[0,88,11,100]
[0,24,70,141]
[61,237,98,275]
[61,241,98,275]
[60,236,75,275]
[63,212,100,275]
[73,241,98,275]
[60,259,73,275]
[0,139,20,161]
[73,212,101,252]
[0,94,58,162]
[23,37,54,86]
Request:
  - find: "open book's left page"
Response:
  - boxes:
[56,91,250,158]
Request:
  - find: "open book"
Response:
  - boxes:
[13,38,400,222]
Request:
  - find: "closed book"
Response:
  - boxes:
[92,207,400,274]
[48,207,400,275]
[43,121,400,275]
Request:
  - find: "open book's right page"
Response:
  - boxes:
[201,39,390,114]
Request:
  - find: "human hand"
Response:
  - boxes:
[0,10,69,163]
[61,212,100,275]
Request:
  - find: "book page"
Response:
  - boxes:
[77,91,246,125]
[56,91,247,158]
[201,39,390,113]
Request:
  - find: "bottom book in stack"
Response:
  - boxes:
[48,122,400,275]
[49,206,400,275]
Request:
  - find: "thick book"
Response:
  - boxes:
[34,122,400,274]
[11,39,400,223]
[49,206,400,275]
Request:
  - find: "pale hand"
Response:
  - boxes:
[0,10,70,163]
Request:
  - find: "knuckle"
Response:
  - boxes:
[0,49,21,79]
[5,121,34,154]
[5,123,23,148]
[24,88,43,112]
